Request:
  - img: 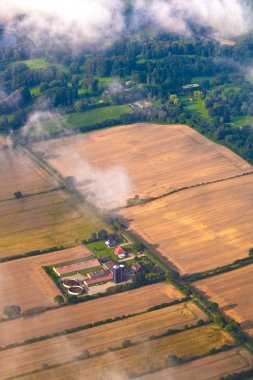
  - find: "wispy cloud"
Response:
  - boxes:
[132,0,252,38]
[0,0,251,49]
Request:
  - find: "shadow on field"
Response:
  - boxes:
[222,303,238,312]
[240,320,253,330]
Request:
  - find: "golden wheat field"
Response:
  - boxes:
[0,302,207,379]
[0,148,57,200]
[139,347,253,380]
[0,189,105,258]
[195,264,253,337]
[19,325,233,380]
[0,283,182,348]
[119,175,253,275]
[0,246,91,316]
[32,123,251,206]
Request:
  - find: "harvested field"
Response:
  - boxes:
[0,189,105,258]
[0,302,207,379]
[0,148,57,200]
[0,246,91,316]
[0,283,182,348]
[18,325,234,380]
[32,123,251,208]
[195,264,253,337]
[119,175,253,274]
[139,348,253,380]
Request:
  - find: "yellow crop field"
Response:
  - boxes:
[119,175,253,275]
[0,302,207,379]
[19,325,234,380]
[195,264,253,337]
[0,148,57,200]
[0,283,182,348]
[140,348,253,380]
[32,123,251,208]
[0,246,91,316]
[0,190,106,258]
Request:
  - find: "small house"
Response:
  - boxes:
[105,236,117,248]
[114,247,127,259]
[131,262,142,273]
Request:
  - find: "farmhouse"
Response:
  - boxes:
[105,236,117,248]
[114,247,128,259]
[131,262,142,273]
[103,260,120,272]
[53,258,100,276]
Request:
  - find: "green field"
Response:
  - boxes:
[191,76,217,85]
[86,241,119,261]
[183,97,209,118]
[232,115,253,127]
[28,105,133,137]
[20,58,51,69]
[30,86,41,96]
[97,76,120,86]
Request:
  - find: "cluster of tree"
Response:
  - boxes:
[86,229,109,243]
[1,29,253,165]
[203,78,253,122]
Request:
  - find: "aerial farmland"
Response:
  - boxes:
[0,301,207,379]
[2,4,253,378]
[138,348,253,380]
[0,148,106,258]
[1,123,252,380]
[119,174,253,274]
[0,148,57,200]
[0,246,91,315]
[194,264,253,337]
[0,282,182,348]
[32,123,252,208]
[17,324,234,380]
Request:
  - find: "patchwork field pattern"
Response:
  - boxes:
[0,283,182,348]
[0,246,91,316]
[32,123,251,206]
[0,302,207,379]
[119,175,253,274]
[18,325,234,380]
[0,189,105,258]
[195,264,253,337]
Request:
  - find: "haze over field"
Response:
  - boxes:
[0,0,252,48]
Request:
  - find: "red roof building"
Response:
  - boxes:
[114,247,127,258]
[84,272,113,286]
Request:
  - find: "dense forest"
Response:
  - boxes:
[1,28,253,162]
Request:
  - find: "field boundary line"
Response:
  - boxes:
[8,341,240,380]
[0,186,65,204]
[115,171,253,211]
[0,298,189,352]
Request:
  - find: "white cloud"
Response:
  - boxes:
[0,0,125,46]
[0,0,251,48]
[132,0,252,38]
